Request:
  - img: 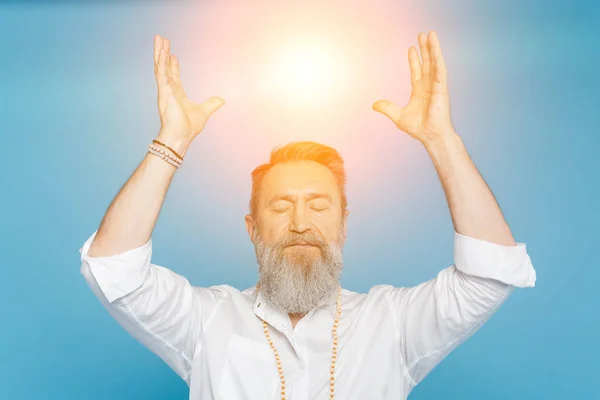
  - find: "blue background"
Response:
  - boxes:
[1,1,598,399]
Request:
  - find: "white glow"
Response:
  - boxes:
[263,41,338,103]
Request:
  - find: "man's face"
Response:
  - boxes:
[245,161,349,313]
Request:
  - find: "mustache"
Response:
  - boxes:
[278,231,327,248]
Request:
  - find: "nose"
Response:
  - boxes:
[289,206,310,234]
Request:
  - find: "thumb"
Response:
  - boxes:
[372,100,401,123]
[202,96,226,117]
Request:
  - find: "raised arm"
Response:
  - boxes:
[373,31,536,386]
[374,31,515,246]
[88,35,224,257]
[80,35,225,384]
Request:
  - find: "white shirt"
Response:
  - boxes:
[80,230,536,400]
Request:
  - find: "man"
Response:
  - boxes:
[80,31,536,399]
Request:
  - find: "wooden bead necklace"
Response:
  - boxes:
[261,286,342,399]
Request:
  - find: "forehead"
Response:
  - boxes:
[260,161,340,200]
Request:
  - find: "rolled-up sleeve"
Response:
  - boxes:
[454,231,536,288]
[80,230,153,303]
[80,230,226,385]
[388,231,536,388]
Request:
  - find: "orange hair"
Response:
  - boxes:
[249,141,348,218]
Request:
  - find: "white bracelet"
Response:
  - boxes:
[148,144,182,168]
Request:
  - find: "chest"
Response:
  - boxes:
[190,301,409,400]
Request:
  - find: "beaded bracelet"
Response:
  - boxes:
[152,139,184,160]
[148,143,182,168]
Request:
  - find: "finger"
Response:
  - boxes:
[408,46,421,86]
[154,35,162,67]
[156,48,169,87]
[156,49,173,112]
[169,55,186,98]
[167,51,173,81]
[163,37,173,81]
[372,100,402,123]
[170,54,182,85]
[201,96,226,117]
[429,31,448,92]
[418,32,432,86]
[418,32,432,97]
[163,37,171,57]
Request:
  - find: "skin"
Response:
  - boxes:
[244,161,349,328]
[244,161,348,248]
[89,32,516,331]
[88,36,225,257]
[373,32,515,246]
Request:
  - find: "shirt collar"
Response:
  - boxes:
[252,287,289,331]
[252,285,341,329]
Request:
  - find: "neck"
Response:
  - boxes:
[289,313,305,329]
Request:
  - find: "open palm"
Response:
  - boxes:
[154,35,224,146]
[373,31,454,144]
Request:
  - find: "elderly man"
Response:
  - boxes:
[80,32,536,399]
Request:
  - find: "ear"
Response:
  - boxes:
[245,214,256,243]
[342,209,350,242]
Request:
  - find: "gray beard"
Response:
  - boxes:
[253,227,344,314]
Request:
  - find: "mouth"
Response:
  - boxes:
[286,243,317,248]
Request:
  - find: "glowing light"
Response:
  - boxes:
[263,41,338,103]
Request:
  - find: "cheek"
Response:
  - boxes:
[313,216,343,241]
[258,219,289,243]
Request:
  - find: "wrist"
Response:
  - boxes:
[155,131,190,158]
[423,130,463,159]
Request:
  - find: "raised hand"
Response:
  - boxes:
[154,35,224,155]
[372,31,454,145]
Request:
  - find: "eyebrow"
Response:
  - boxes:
[268,192,333,204]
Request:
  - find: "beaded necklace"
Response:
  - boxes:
[260,287,342,400]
